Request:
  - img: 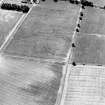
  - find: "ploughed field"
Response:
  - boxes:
[64,65,105,105]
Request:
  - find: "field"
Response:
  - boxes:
[1,0,105,105]
[72,33,105,65]
[79,7,105,35]
[0,9,23,48]
[88,0,105,7]
[70,6,105,66]
[64,65,105,105]
[3,0,23,3]
[0,1,81,105]
[3,3,80,61]
[62,3,105,105]
[0,54,65,105]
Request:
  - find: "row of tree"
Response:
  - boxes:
[41,0,94,7]
[1,3,30,13]
[21,0,39,4]
[81,0,93,7]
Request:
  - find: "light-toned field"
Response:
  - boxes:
[3,0,23,3]
[63,65,105,105]
[0,54,65,105]
[2,0,33,7]
[0,9,23,48]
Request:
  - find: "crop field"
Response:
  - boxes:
[64,65,105,105]
[71,6,105,66]
[1,0,105,105]
[79,7,105,35]
[3,3,80,61]
[0,1,80,105]
[2,0,33,7]
[62,2,105,105]
[0,54,65,105]
[0,9,23,48]
[88,0,105,7]
[3,0,23,3]
[72,33,105,65]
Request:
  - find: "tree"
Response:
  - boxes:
[81,0,94,7]
[53,0,58,2]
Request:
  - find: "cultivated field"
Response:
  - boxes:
[88,0,105,7]
[3,0,23,3]
[3,3,80,61]
[79,7,105,35]
[0,9,23,48]
[0,54,65,105]
[72,33,105,65]
[64,65,105,105]
[0,1,78,105]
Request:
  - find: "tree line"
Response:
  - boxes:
[41,0,94,7]
[1,3,30,13]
